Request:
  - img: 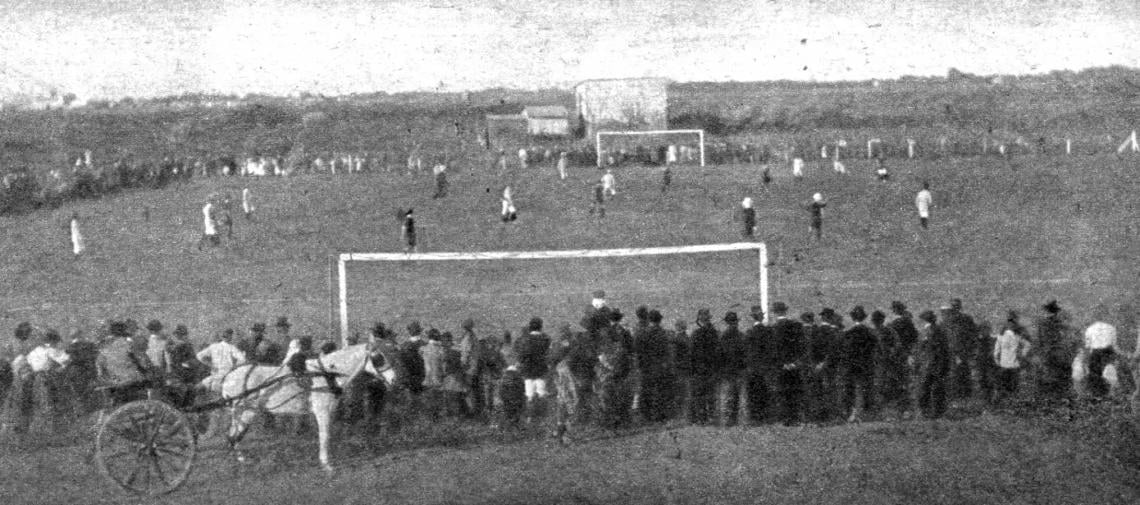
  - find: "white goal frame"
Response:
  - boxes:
[334,242,766,344]
[596,129,706,167]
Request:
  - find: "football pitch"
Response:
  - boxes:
[0,153,1136,345]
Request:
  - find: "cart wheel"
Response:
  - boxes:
[95,400,197,496]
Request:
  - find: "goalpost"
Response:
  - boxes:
[333,242,767,344]
[596,129,705,167]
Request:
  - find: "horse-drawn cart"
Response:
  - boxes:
[94,397,201,496]
[92,344,392,496]
[92,381,245,496]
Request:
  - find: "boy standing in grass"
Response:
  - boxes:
[241,188,254,220]
[916,182,933,229]
[198,201,219,251]
[501,186,517,223]
[992,312,1031,405]
[69,212,84,257]
[601,169,617,198]
[557,152,569,180]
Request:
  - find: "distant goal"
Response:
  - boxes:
[333,242,766,344]
[596,129,706,167]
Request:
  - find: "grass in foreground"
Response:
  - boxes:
[2,402,1138,505]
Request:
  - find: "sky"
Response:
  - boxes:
[1,0,1138,99]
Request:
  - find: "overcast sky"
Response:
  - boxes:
[1,0,1137,98]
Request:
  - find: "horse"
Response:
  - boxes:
[1072,346,1136,401]
[220,344,397,473]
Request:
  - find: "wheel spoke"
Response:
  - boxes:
[154,438,191,451]
[101,448,137,462]
[154,446,191,461]
[150,454,168,485]
[124,454,146,488]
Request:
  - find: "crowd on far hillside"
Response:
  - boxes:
[2,124,1081,217]
[2,293,1138,440]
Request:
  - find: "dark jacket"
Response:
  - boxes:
[941,309,978,361]
[807,322,837,368]
[744,322,774,374]
[843,323,878,375]
[253,340,285,366]
[550,330,598,381]
[872,323,905,373]
[719,324,748,376]
[634,323,673,376]
[514,331,551,379]
[888,313,919,357]
[598,324,633,380]
[398,338,427,393]
[916,323,951,377]
[771,317,806,369]
[166,340,206,384]
[689,322,721,377]
[671,330,692,377]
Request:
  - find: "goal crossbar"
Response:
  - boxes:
[596,129,706,167]
[334,242,767,342]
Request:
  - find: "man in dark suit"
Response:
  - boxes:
[688,308,720,425]
[634,310,674,423]
[940,298,978,401]
[888,301,919,359]
[744,306,773,424]
[842,306,877,422]
[771,302,806,426]
[916,310,952,419]
[718,311,747,426]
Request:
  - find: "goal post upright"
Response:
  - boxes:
[334,242,766,343]
[595,129,706,167]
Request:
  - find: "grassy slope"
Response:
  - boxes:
[2,415,1138,505]
[1,153,1139,345]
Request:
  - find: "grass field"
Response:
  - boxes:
[1,152,1138,342]
[3,145,1140,503]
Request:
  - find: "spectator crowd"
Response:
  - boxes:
[2,293,1136,441]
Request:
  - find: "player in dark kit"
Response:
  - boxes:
[401,208,417,253]
[740,197,757,239]
[589,181,605,218]
[808,193,826,241]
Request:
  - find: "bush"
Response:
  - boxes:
[0,173,43,215]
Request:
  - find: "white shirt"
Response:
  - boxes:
[196,341,247,376]
[915,190,933,216]
[146,334,168,372]
[993,330,1030,369]
[203,203,217,235]
[241,188,253,213]
[1084,322,1117,350]
[601,173,615,190]
[26,345,71,372]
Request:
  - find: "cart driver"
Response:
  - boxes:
[96,320,156,405]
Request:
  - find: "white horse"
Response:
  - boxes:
[1072,346,1135,400]
[220,344,397,473]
